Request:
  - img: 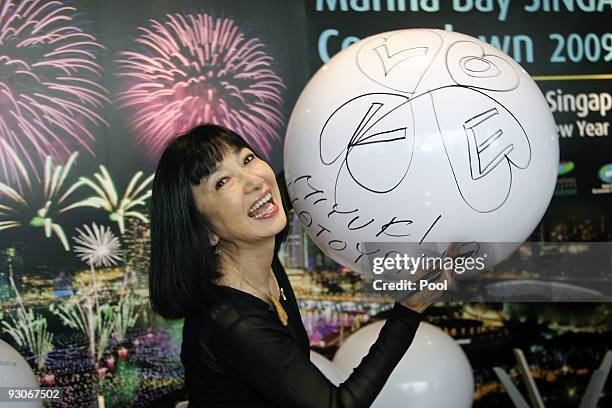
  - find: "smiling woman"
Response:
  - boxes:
[189,139,287,254]
[148,123,443,407]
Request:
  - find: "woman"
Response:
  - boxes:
[149,124,452,407]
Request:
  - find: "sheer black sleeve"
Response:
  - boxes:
[209,302,422,408]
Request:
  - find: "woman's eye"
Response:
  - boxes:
[215,177,228,190]
[244,153,255,164]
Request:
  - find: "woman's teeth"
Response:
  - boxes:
[250,202,275,219]
[249,192,273,218]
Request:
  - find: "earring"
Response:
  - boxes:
[209,234,219,247]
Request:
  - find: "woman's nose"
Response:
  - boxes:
[242,169,264,193]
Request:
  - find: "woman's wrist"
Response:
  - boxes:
[392,301,425,321]
[397,300,426,314]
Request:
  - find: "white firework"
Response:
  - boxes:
[73,223,122,268]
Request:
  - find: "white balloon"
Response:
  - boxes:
[309,350,346,386]
[284,29,558,275]
[333,321,473,408]
[0,339,42,408]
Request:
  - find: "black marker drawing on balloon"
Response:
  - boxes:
[347,215,374,230]
[466,108,513,178]
[354,242,380,264]
[320,85,532,216]
[289,173,410,261]
[327,204,357,219]
[319,93,416,214]
[315,224,331,237]
[298,211,313,227]
[293,175,312,183]
[304,189,324,200]
[292,175,330,204]
[285,34,526,263]
[446,40,519,92]
[419,214,442,245]
[293,175,326,203]
[427,87,532,213]
[373,45,427,76]
[288,173,470,264]
[357,29,443,94]
[376,217,413,237]
[329,240,347,251]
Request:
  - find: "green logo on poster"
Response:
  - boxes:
[558,161,574,176]
[598,164,612,184]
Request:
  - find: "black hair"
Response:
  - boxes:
[148,124,289,319]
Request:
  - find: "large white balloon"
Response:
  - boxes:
[309,350,346,386]
[0,339,42,408]
[284,29,558,275]
[333,321,473,408]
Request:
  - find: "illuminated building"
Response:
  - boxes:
[123,217,151,287]
[0,246,24,299]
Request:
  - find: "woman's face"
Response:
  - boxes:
[191,145,287,247]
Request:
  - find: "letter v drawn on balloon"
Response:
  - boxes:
[372,44,427,76]
[357,30,443,93]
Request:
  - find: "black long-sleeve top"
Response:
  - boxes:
[180,255,423,407]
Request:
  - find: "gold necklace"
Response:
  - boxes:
[220,255,288,327]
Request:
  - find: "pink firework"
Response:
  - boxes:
[116,13,285,158]
[0,0,109,187]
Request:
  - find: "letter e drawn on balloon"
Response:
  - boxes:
[319,93,415,211]
[446,41,519,92]
[465,108,514,179]
[428,87,532,213]
[357,30,443,94]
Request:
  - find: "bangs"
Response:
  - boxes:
[186,139,236,185]
[169,125,252,185]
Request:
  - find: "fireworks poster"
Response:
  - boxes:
[0,0,307,406]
